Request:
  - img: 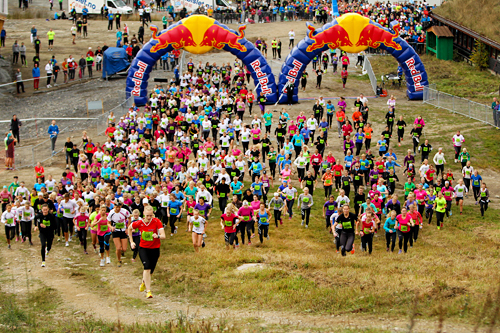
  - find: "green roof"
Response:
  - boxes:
[433,0,500,43]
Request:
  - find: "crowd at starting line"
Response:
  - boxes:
[1,56,491,298]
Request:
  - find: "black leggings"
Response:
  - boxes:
[238,222,249,244]
[77,228,87,251]
[340,232,354,255]
[286,199,294,217]
[398,230,411,252]
[426,208,434,224]
[39,232,54,261]
[472,187,480,201]
[297,168,305,180]
[62,217,73,234]
[5,225,15,240]
[21,220,32,242]
[139,247,160,274]
[412,224,420,242]
[479,200,488,216]
[132,235,140,259]
[365,138,371,150]
[436,211,445,225]
[273,210,282,227]
[258,224,269,243]
[385,231,396,252]
[324,185,332,198]
[361,233,373,254]
[301,208,311,225]
[98,232,111,253]
[169,215,179,234]
[435,164,444,176]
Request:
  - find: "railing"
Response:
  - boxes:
[12,97,133,170]
[423,86,497,126]
[362,56,378,96]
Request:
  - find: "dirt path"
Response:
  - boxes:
[0,240,480,333]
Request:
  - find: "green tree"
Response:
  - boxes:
[470,40,490,70]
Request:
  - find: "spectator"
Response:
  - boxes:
[78,55,86,77]
[47,29,55,51]
[1,28,6,48]
[86,53,94,77]
[492,97,499,128]
[30,25,37,44]
[4,133,16,170]
[45,60,53,88]
[34,36,41,54]
[12,40,19,64]
[32,63,40,90]
[10,115,21,144]
[47,120,59,155]
[19,42,27,67]
[15,69,25,94]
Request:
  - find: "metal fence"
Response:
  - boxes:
[362,56,378,96]
[13,97,133,170]
[423,86,496,126]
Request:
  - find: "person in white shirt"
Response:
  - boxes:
[188,210,207,252]
[419,159,430,179]
[196,185,213,205]
[288,29,295,48]
[107,203,130,266]
[432,148,446,176]
[454,179,468,215]
[45,61,53,88]
[452,130,465,163]
[336,189,350,207]
[359,94,368,105]
[462,161,474,192]
[59,193,78,246]
[306,115,318,141]
[2,204,17,248]
[19,201,35,245]
[45,176,57,193]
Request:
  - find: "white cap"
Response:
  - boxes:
[142,198,149,204]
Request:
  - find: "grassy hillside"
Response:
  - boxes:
[370,54,499,104]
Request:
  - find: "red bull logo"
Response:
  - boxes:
[149,24,197,53]
[356,24,402,51]
[199,25,247,52]
[306,24,353,52]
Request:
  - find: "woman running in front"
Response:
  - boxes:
[91,205,112,267]
[332,204,357,256]
[129,206,165,299]
[188,209,207,252]
[384,210,397,252]
[34,204,56,267]
[256,202,271,244]
[395,207,414,254]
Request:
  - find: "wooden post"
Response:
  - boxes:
[102,99,104,114]
[87,99,89,117]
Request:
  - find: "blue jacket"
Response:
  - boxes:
[47,124,59,138]
[32,67,40,78]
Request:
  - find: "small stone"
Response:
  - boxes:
[100,277,108,282]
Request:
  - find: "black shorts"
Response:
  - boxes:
[62,217,73,233]
[48,40,53,45]
[455,197,463,203]
[112,230,128,239]
[139,247,160,274]
[224,231,237,245]
[5,225,15,240]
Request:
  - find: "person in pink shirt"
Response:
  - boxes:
[231,147,242,157]
[237,201,254,245]
[395,207,414,254]
[414,116,425,136]
[288,121,298,139]
[325,152,336,165]
[251,124,261,144]
[90,205,112,267]
[337,97,347,112]
[296,112,306,129]
[414,184,427,216]
[73,206,89,254]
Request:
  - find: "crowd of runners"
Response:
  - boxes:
[1,54,491,298]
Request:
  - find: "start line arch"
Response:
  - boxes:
[278,13,428,103]
[126,15,278,105]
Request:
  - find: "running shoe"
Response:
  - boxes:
[146,291,153,299]
[437,226,441,230]
[84,251,88,254]
[7,245,10,249]
[117,261,122,267]
[386,248,389,252]
[351,249,355,254]
[41,262,46,267]
[100,259,105,267]
[139,282,146,292]
[202,241,205,248]
[301,221,304,226]
[305,225,308,228]
[65,241,69,247]
[266,236,270,240]
[398,250,402,254]
[69,236,73,242]
[21,237,25,243]
[29,241,33,246]
[106,257,111,264]
[235,244,240,249]
[174,226,178,234]
[15,237,19,242]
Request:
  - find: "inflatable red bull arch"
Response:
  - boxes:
[126,15,278,105]
[278,13,428,103]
